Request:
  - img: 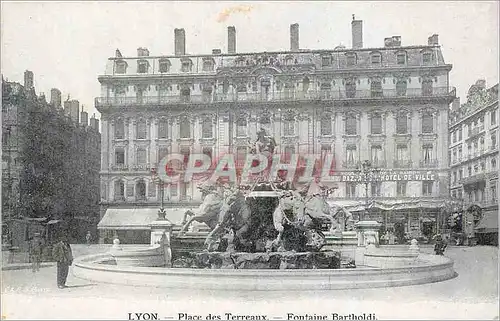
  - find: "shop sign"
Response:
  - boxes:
[337,170,437,182]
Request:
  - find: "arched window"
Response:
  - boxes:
[345,80,356,98]
[180,86,191,103]
[302,77,310,93]
[137,60,149,74]
[283,115,295,136]
[422,79,433,96]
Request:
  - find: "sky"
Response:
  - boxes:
[1,1,499,119]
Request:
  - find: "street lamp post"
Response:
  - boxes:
[359,160,373,222]
[151,168,166,220]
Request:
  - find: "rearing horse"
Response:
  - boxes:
[204,189,252,251]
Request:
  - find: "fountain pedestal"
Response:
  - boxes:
[150,213,173,268]
[354,220,382,266]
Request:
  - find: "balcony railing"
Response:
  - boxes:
[95,87,456,107]
[419,159,439,168]
[130,164,152,172]
[393,160,413,168]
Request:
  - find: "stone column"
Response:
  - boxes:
[150,213,173,268]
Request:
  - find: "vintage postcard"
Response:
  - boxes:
[1,1,499,320]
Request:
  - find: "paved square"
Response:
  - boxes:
[1,246,498,320]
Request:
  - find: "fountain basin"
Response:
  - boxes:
[73,252,457,291]
[110,244,165,267]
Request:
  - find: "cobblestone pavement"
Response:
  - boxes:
[1,246,498,320]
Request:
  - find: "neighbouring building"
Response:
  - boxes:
[2,71,101,247]
[96,18,456,243]
[449,80,498,245]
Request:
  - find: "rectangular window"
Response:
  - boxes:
[159,61,170,73]
[170,184,178,197]
[202,61,214,72]
[397,53,406,65]
[115,149,125,165]
[422,144,433,164]
[458,147,462,161]
[396,144,408,161]
[422,181,433,196]
[396,113,408,134]
[346,55,356,66]
[422,80,433,96]
[371,145,383,165]
[202,147,213,165]
[137,63,147,74]
[492,110,497,125]
[346,145,357,165]
[283,120,295,136]
[202,119,213,139]
[453,171,457,184]
[236,147,247,167]
[422,114,434,133]
[179,120,190,139]
[345,115,357,135]
[114,121,125,139]
[236,118,247,137]
[137,148,147,165]
[492,185,497,203]
[370,81,383,98]
[422,53,432,64]
[321,56,331,67]
[458,128,462,141]
[137,121,147,139]
[283,146,295,163]
[181,62,191,72]
[158,147,168,163]
[320,116,332,136]
[346,183,356,198]
[397,182,406,196]
[371,182,381,197]
[158,119,168,139]
[371,54,381,64]
[370,114,382,134]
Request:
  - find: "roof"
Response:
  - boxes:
[97,207,197,230]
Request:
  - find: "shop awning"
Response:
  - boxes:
[97,208,196,230]
[474,210,499,234]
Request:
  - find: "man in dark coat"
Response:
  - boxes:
[52,235,73,288]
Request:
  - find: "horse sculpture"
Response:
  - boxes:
[204,188,253,251]
[179,186,225,235]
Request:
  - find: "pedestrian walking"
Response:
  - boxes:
[86,231,92,246]
[52,235,73,289]
[30,233,43,272]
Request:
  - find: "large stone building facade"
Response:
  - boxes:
[96,19,456,243]
[449,80,498,245]
[2,71,101,245]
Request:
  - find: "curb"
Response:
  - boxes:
[2,262,56,271]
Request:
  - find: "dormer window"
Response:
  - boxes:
[202,58,215,72]
[285,55,294,65]
[422,51,433,65]
[137,60,149,74]
[371,52,382,64]
[115,60,128,74]
[396,52,407,65]
[346,53,357,66]
[181,58,192,72]
[235,57,246,67]
[321,55,332,67]
[159,59,171,73]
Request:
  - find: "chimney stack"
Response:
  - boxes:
[351,16,363,49]
[290,23,299,51]
[228,26,236,54]
[24,70,34,89]
[428,34,439,46]
[90,115,100,132]
[174,28,186,56]
[137,47,150,57]
[50,88,62,108]
[81,110,89,127]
